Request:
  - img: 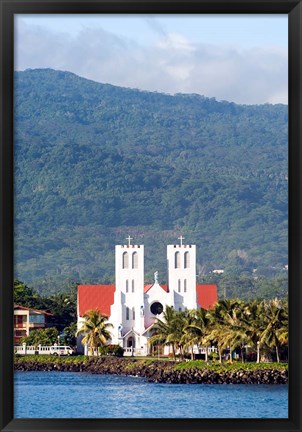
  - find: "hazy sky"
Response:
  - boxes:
[15,14,288,105]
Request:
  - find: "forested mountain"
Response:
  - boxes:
[14,68,288,296]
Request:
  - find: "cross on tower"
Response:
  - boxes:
[178,235,185,246]
[126,235,133,246]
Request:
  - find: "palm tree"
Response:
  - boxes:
[243,300,266,363]
[260,299,288,363]
[277,299,288,348]
[205,302,229,363]
[77,309,113,356]
[203,323,226,363]
[182,308,210,361]
[276,313,288,346]
[206,299,244,363]
[173,310,193,360]
[148,306,179,359]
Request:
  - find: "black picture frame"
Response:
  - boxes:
[0,0,301,431]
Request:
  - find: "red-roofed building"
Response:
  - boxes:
[77,239,218,356]
[196,284,218,309]
[14,305,53,344]
[78,285,115,318]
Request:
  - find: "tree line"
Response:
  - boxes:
[14,280,77,346]
[15,279,288,363]
[149,299,288,363]
[64,299,287,363]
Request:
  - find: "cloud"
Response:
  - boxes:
[143,16,167,38]
[15,20,288,105]
[157,32,196,52]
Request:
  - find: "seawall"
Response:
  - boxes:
[14,356,288,384]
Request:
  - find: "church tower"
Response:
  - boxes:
[167,237,197,311]
[110,236,145,349]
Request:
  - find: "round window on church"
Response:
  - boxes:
[150,302,163,315]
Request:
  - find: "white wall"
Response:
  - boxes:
[111,244,144,346]
[167,244,197,310]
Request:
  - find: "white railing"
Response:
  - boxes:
[14,344,37,355]
[123,347,147,356]
[197,346,218,354]
[14,344,73,356]
[122,346,217,357]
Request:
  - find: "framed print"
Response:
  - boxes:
[0,0,301,431]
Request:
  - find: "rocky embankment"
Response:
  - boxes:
[14,357,288,384]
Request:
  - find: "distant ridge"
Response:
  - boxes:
[14,68,288,295]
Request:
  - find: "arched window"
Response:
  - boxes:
[179,307,182,312]
[178,279,181,293]
[132,280,135,293]
[184,252,190,268]
[132,252,138,269]
[126,307,129,320]
[122,252,128,269]
[132,307,135,320]
[184,279,187,293]
[175,251,180,268]
[126,280,129,293]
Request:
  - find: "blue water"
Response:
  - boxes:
[14,371,288,418]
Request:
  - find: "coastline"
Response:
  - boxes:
[14,356,288,384]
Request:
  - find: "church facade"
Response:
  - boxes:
[77,238,218,356]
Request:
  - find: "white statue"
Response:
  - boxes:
[154,271,158,284]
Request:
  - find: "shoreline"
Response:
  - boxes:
[14,356,288,384]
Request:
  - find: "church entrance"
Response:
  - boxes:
[127,336,135,348]
[124,336,136,356]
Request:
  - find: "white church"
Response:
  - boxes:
[77,237,217,356]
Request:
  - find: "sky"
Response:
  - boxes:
[14,14,288,105]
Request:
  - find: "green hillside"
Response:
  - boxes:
[14,68,288,296]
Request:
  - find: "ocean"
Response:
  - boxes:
[14,371,288,418]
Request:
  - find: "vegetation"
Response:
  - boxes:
[14,355,288,379]
[14,69,288,296]
[14,354,89,364]
[14,278,288,364]
[149,299,288,363]
[20,327,59,347]
[14,280,77,329]
[14,279,77,345]
[98,344,124,357]
[76,309,113,355]
[173,360,287,371]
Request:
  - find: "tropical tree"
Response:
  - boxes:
[77,309,113,356]
[220,302,252,363]
[172,310,192,360]
[20,327,59,347]
[148,306,179,359]
[260,299,288,363]
[182,308,210,361]
[276,301,288,346]
[61,322,77,347]
[14,279,43,309]
[205,299,243,363]
[203,322,225,363]
[243,300,266,363]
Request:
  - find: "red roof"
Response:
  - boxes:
[77,283,217,317]
[14,304,53,316]
[144,284,169,293]
[144,284,153,293]
[196,284,218,309]
[78,285,115,317]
